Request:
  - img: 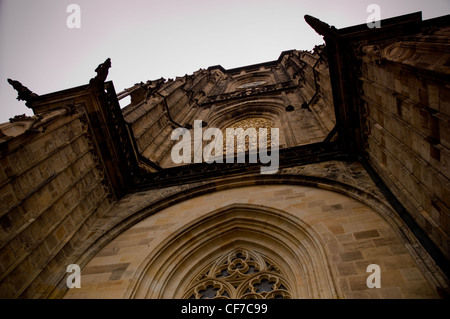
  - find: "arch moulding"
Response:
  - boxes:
[125,203,339,299]
[57,169,449,298]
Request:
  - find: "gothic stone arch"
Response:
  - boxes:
[206,98,296,148]
[63,182,440,299]
[126,203,338,299]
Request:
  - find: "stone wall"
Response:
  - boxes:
[359,25,450,261]
[0,109,114,298]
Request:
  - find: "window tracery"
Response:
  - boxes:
[183,249,291,299]
[221,117,274,155]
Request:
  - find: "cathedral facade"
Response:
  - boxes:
[0,12,449,299]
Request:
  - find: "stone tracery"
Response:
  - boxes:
[222,117,274,155]
[183,248,292,299]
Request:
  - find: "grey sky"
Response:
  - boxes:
[0,0,449,123]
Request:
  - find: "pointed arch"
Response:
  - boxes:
[125,203,339,299]
[61,174,444,299]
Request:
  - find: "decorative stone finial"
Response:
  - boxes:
[7,78,39,107]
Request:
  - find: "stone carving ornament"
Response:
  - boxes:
[183,249,292,299]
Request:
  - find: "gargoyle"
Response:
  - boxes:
[304,15,339,39]
[88,58,111,89]
[7,78,39,107]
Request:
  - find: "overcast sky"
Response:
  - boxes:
[0,0,449,123]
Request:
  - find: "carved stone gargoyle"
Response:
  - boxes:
[304,15,339,39]
[88,58,111,89]
[7,78,39,107]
